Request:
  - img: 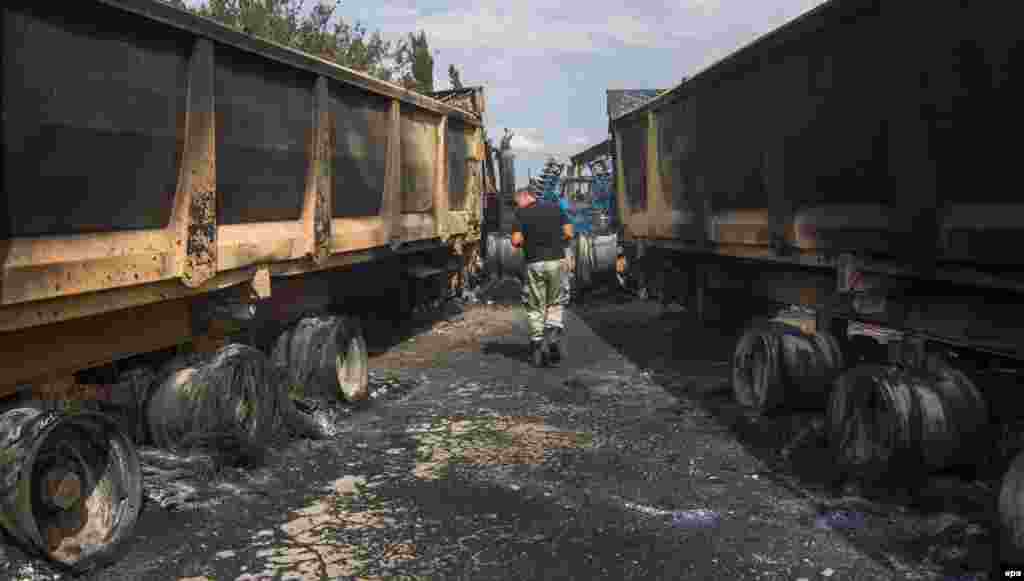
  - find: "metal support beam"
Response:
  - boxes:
[172,37,217,288]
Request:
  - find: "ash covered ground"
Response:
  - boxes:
[0,279,999,581]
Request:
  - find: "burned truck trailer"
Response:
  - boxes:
[0,0,487,569]
[609,0,1024,563]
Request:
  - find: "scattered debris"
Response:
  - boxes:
[814,510,867,531]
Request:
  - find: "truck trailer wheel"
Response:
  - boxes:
[272,315,370,403]
[0,408,142,574]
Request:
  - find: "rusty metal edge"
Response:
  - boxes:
[0,237,458,334]
[611,0,845,124]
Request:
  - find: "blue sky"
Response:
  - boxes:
[344,0,830,186]
[187,0,827,187]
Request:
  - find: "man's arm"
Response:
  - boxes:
[559,206,573,241]
[511,211,523,248]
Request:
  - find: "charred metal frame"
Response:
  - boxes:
[607,0,1024,361]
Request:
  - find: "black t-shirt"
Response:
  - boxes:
[512,201,568,263]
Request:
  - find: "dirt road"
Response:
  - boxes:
[0,280,997,580]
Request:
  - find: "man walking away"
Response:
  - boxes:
[511,188,573,367]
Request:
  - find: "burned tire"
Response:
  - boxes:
[147,344,290,451]
[827,357,988,485]
[1000,450,1024,566]
[272,316,370,403]
[732,322,845,415]
[0,408,142,573]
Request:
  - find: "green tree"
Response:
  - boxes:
[163,0,396,82]
[448,64,463,90]
[394,31,434,93]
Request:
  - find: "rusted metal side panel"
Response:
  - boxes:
[399,104,440,214]
[653,95,705,245]
[330,83,390,218]
[2,2,189,239]
[616,117,649,240]
[214,44,311,225]
[447,120,474,211]
[618,0,1023,270]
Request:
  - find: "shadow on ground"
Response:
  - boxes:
[572,293,999,580]
[480,340,532,364]
[359,276,524,357]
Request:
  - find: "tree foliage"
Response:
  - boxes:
[393,31,434,93]
[160,0,435,91]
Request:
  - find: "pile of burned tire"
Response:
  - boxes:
[0,313,371,573]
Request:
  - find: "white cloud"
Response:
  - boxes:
[342,0,829,187]
[486,127,588,160]
[510,134,546,153]
[414,5,599,53]
[603,15,668,48]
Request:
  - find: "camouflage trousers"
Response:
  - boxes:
[521,258,568,341]
[562,246,573,301]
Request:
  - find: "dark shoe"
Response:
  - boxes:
[530,339,548,368]
[545,327,566,365]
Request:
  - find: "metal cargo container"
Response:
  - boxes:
[0,0,489,395]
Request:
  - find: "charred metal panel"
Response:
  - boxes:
[789,8,890,208]
[655,97,706,242]
[330,83,390,218]
[2,2,190,238]
[618,117,648,213]
[656,98,696,215]
[447,120,473,211]
[917,3,1022,208]
[399,104,438,213]
[214,44,313,224]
